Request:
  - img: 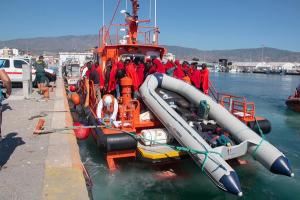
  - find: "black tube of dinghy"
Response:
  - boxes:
[84,107,137,152]
[247,118,271,134]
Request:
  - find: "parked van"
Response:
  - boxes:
[0,57,35,82]
[0,57,56,84]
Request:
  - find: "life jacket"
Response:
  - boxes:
[108,63,118,93]
[164,61,174,72]
[136,63,145,86]
[190,69,201,89]
[173,60,185,80]
[101,94,115,118]
[153,59,165,74]
[182,76,191,84]
[201,68,210,94]
[125,62,139,91]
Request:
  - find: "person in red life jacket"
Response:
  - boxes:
[107,62,118,95]
[200,63,210,95]
[85,61,95,79]
[182,61,190,75]
[165,59,177,76]
[152,58,166,74]
[147,61,156,75]
[97,94,118,125]
[144,58,153,77]
[125,59,139,99]
[115,61,126,98]
[173,60,185,80]
[190,62,201,89]
[164,59,175,74]
[294,83,300,97]
[123,12,138,44]
[134,58,145,87]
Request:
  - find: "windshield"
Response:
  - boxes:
[0,59,4,67]
[0,59,9,68]
[120,54,145,62]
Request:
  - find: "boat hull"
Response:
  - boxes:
[83,107,137,152]
[286,98,300,112]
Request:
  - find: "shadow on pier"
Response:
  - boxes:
[0,132,25,169]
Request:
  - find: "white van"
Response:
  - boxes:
[0,57,36,82]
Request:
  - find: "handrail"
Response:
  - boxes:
[209,80,255,121]
[99,24,159,47]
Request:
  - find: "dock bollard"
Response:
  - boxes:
[22,64,32,99]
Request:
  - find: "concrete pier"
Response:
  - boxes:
[0,79,89,200]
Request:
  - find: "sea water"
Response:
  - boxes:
[78,73,300,200]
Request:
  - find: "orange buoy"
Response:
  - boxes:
[69,85,76,92]
[71,93,81,105]
[73,122,90,140]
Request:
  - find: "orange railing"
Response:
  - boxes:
[209,81,255,122]
[99,24,159,47]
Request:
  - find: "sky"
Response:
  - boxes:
[1,0,300,51]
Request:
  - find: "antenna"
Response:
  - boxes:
[154,0,157,27]
[149,0,152,20]
[102,0,105,27]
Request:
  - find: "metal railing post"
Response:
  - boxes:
[22,64,32,99]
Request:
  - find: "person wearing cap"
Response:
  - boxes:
[97,94,118,125]
[33,56,48,99]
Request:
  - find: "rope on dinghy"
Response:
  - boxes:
[98,122,223,174]
[252,117,267,160]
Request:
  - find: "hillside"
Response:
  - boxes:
[1,35,300,62]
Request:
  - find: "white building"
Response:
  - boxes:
[0,47,19,57]
[59,52,93,66]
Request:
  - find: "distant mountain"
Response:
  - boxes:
[1,35,300,62]
[0,35,98,53]
[164,45,300,62]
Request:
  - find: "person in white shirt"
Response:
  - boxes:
[96,95,118,124]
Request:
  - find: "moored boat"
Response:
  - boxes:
[69,0,293,197]
[286,84,300,112]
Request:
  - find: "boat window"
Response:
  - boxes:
[146,51,160,58]
[14,60,28,69]
[0,59,10,68]
[120,54,145,62]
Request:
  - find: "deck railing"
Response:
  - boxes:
[99,24,159,48]
[209,81,255,121]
